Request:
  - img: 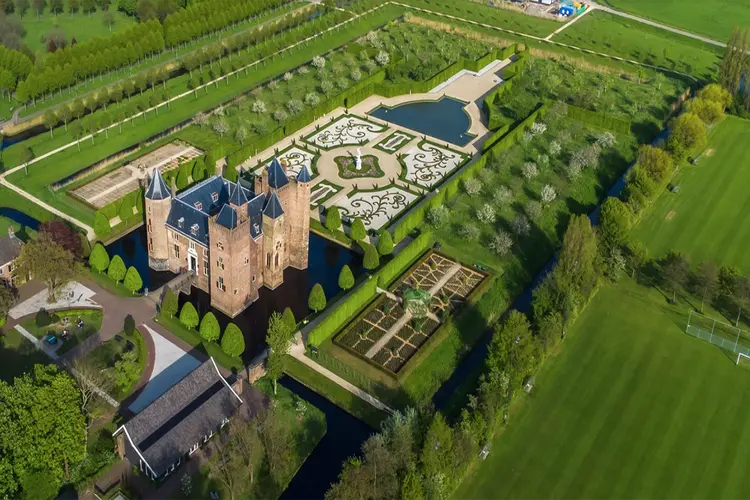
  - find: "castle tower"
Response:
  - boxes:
[228,179,249,218]
[289,166,311,270]
[262,192,285,290]
[145,169,171,271]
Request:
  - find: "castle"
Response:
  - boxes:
[145,159,311,317]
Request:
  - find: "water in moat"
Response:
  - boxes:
[106,226,364,360]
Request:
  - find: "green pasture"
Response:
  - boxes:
[21,10,135,54]
[633,117,750,272]
[456,277,750,499]
[554,10,722,82]
[605,0,750,42]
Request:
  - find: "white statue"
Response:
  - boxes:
[355,148,362,171]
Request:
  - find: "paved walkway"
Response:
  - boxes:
[289,342,394,413]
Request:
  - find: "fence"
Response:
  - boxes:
[685,310,750,358]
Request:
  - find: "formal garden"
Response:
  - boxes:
[20,307,102,355]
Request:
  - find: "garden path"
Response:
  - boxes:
[544,4,593,40]
[289,342,394,413]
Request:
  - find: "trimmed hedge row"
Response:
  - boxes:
[308,231,433,346]
[566,104,632,135]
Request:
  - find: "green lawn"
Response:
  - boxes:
[455,278,750,499]
[20,10,136,55]
[81,328,146,401]
[605,0,749,42]
[554,10,722,82]
[20,308,103,355]
[633,117,750,272]
[0,328,49,383]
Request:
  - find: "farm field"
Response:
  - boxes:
[21,11,136,54]
[605,0,750,42]
[633,117,750,273]
[555,10,722,82]
[455,278,750,499]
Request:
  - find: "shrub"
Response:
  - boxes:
[351,69,362,81]
[697,83,732,108]
[426,205,449,227]
[375,50,390,66]
[199,312,220,342]
[320,80,334,95]
[490,231,513,255]
[350,218,367,242]
[123,266,143,294]
[286,99,303,115]
[525,200,542,221]
[549,140,562,157]
[304,92,320,107]
[363,243,380,270]
[530,121,547,135]
[377,231,393,256]
[107,255,126,283]
[272,110,288,122]
[179,302,199,330]
[493,186,513,206]
[325,207,342,232]
[283,71,293,82]
[312,55,326,70]
[309,283,327,313]
[668,112,706,159]
[463,178,482,195]
[565,161,582,180]
[161,288,178,318]
[339,265,355,290]
[36,308,53,328]
[94,211,110,237]
[252,100,267,114]
[282,308,297,335]
[221,323,245,358]
[124,315,135,335]
[88,243,110,273]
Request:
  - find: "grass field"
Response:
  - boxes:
[605,0,749,42]
[633,117,750,272]
[555,11,722,82]
[21,11,136,55]
[455,278,750,499]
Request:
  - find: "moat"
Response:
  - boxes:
[107,226,363,360]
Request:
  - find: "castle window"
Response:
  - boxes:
[217,257,224,270]
[172,231,178,241]
[266,253,271,268]
[194,202,202,210]
[217,241,224,250]
[189,240,196,251]
[253,223,260,234]
[234,289,238,295]
[178,217,184,229]
[244,257,249,266]
[203,259,208,276]
[217,276,225,291]
[252,275,256,283]
[149,238,153,251]
[173,244,180,259]
[190,224,199,236]
[148,206,151,215]
[275,253,279,268]
[211,192,219,202]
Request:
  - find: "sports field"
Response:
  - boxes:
[605,0,750,42]
[633,117,750,272]
[455,278,750,499]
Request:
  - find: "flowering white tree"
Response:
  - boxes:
[538,154,549,169]
[268,79,279,90]
[283,72,293,82]
[234,125,248,145]
[525,200,542,221]
[565,162,582,180]
[522,131,534,146]
[490,231,514,255]
[463,178,482,195]
[426,205,449,227]
[510,214,531,237]
[375,50,390,66]
[304,92,320,107]
[194,112,209,128]
[531,121,547,136]
[351,69,362,81]
[493,185,513,205]
[541,184,557,204]
[212,118,229,137]
[459,223,480,241]
[320,80,334,95]
[571,144,601,170]
[298,65,309,74]
[366,31,383,48]
[273,110,288,122]
[476,204,496,224]
[252,100,267,114]
[312,55,326,70]
[522,162,538,180]
[549,140,562,157]
[286,99,303,115]
[596,131,617,148]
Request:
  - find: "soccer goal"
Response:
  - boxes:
[736,352,750,367]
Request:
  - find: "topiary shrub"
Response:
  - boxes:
[221,323,245,357]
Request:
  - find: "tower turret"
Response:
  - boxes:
[261,192,285,289]
[289,166,311,270]
[145,169,171,271]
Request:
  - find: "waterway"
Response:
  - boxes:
[0,207,41,231]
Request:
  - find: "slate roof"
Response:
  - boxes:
[121,359,242,475]
[215,204,238,230]
[267,158,289,189]
[247,193,266,239]
[228,180,249,206]
[145,169,170,200]
[296,166,312,183]
[0,234,22,266]
[263,192,284,219]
